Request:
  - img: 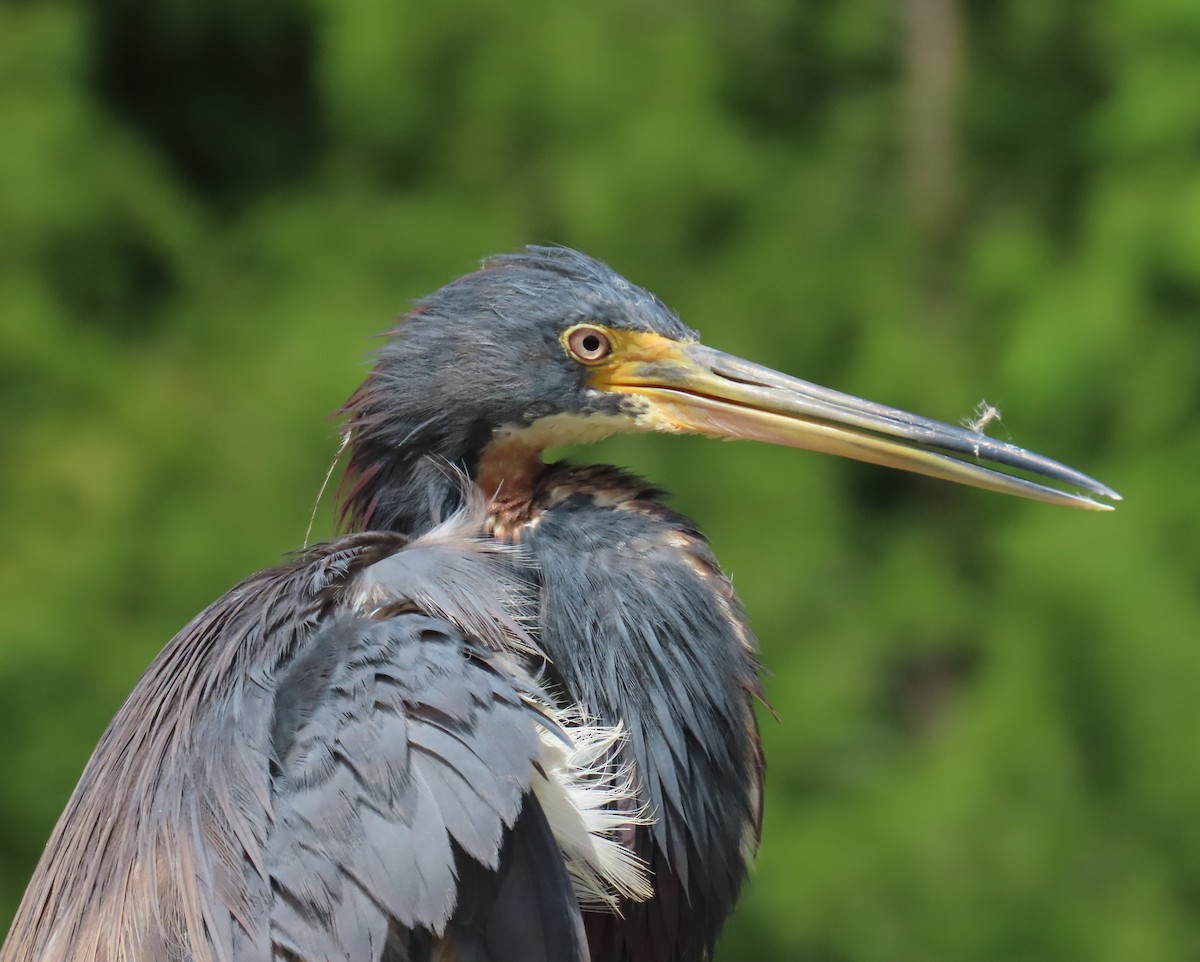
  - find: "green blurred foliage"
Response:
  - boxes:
[1,1,1197,959]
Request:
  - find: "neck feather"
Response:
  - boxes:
[337,373,494,533]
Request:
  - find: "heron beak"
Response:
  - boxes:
[592,335,1120,511]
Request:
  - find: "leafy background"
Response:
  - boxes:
[1,1,1197,959]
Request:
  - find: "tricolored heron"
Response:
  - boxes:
[1,247,1118,962]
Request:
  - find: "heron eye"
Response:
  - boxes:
[566,326,612,364]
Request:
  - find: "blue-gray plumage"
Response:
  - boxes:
[513,466,762,961]
[1,247,1118,962]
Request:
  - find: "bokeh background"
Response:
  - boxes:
[2,0,1198,959]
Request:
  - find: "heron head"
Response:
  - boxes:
[342,246,1118,529]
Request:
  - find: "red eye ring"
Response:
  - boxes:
[566,326,612,364]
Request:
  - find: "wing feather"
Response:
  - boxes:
[264,608,595,962]
[1,515,593,962]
